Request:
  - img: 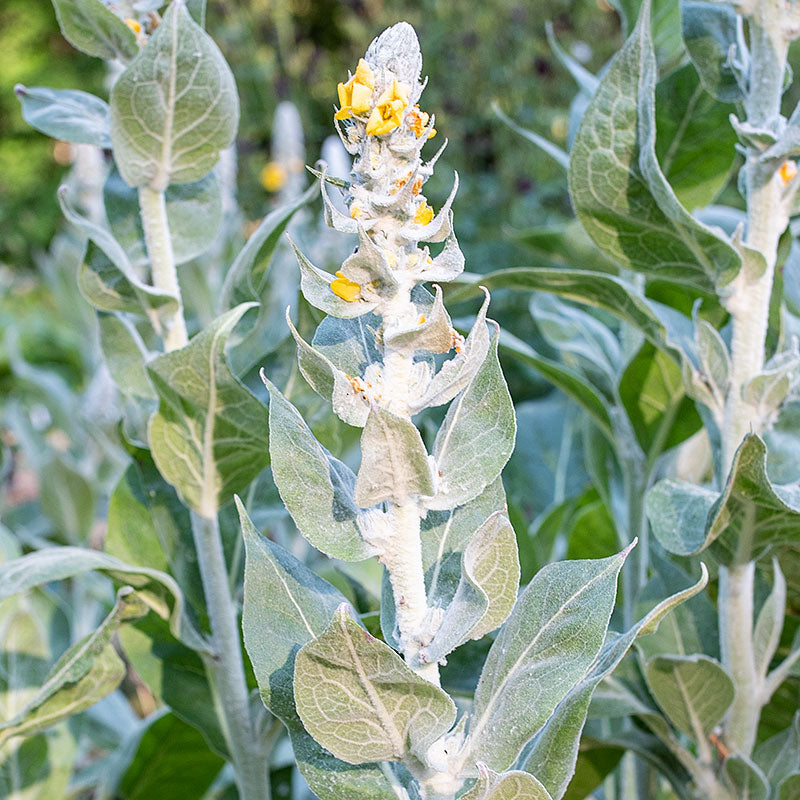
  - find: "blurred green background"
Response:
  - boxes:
[0,0,621,273]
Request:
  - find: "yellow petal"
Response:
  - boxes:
[330,273,361,302]
[413,201,434,226]
[337,81,350,108]
[350,82,373,115]
[354,58,374,89]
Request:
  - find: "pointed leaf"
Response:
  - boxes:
[294,605,456,764]
[147,304,269,517]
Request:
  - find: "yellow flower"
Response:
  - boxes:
[779,161,798,186]
[260,161,287,192]
[335,59,374,120]
[124,17,142,34]
[407,105,436,139]
[330,271,361,302]
[366,79,410,136]
[413,200,434,226]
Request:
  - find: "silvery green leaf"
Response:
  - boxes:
[294,240,379,319]
[400,172,459,244]
[425,330,515,511]
[681,1,744,102]
[264,377,376,561]
[59,187,178,324]
[38,457,95,544]
[312,312,382,376]
[722,755,769,800]
[104,168,222,267]
[645,655,734,742]
[696,318,730,401]
[0,588,146,746]
[569,0,740,292]
[147,304,268,518]
[754,713,800,787]
[753,558,786,682]
[294,605,456,764]
[51,0,138,61]
[286,312,369,427]
[0,546,208,651]
[777,773,800,800]
[239,501,400,799]
[109,0,238,190]
[421,512,519,664]
[410,289,491,412]
[354,407,434,507]
[321,176,358,234]
[417,225,465,282]
[338,226,399,304]
[729,116,778,152]
[467,545,632,771]
[15,85,111,148]
[523,565,708,799]
[365,21,422,88]
[220,182,318,309]
[385,285,453,355]
[461,765,552,800]
[742,348,800,423]
[647,435,800,564]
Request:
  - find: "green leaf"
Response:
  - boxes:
[681,1,743,102]
[619,341,701,459]
[0,588,147,745]
[645,654,734,742]
[499,330,614,441]
[355,407,434,507]
[655,63,736,210]
[449,268,674,355]
[294,605,456,764]
[777,773,800,800]
[467,545,632,771]
[115,711,225,800]
[0,546,208,652]
[221,183,319,309]
[39,457,96,543]
[722,755,769,800]
[647,435,800,564]
[523,564,708,799]
[104,168,222,267]
[426,330,515,511]
[109,0,238,190]
[264,377,375,561]
[14,85,111,148]
[421,512,519,664]
[568,0,740,292]
[239,501,403,799]
[51,0,137,61]
[753,558,786,681]
[0,731,75,800]
[754,713,800,787]
[147,304,269,518]
[461,766,553,800]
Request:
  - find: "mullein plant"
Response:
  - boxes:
[239,22,706,800]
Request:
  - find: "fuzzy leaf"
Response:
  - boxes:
[647,435,800,564]
[722,756,769,800]
[355,407,434,507]
[461,766,553,800]
[468,545,632,771]
[753,559,787,681]
[0,588,146,745]
[15,85,111,148]
[238,501,400,799]
[51,0,138,61]
[294,605,456,764]
[426,330,515,511]
[110,0,238,190]
[568,0,740,292]
[264,377,376,561]
[645,655,734,741]
[147,304,268,517]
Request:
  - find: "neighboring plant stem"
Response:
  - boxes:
[140,188,270,799]
[138,186,188,351]
[719,1,789,758]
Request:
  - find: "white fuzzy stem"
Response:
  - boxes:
[138,185,188,350]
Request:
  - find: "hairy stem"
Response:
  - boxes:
[140,187,269,798]
[718,3,788,757]
[138,185,188,350]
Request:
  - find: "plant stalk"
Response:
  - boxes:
[138,185,188,351]
[140,185,269,799]
[719,2,788,758]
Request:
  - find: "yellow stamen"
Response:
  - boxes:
[366,79,410,136]
[418,315,426,324]
[779,161,798,185]
[350,203,364,219]
[411,176,423,194]
[335,58,375,120]
[330,271,361,302]
[413,201,434,226]
[124,17,142,34]
[260,161,286,192]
